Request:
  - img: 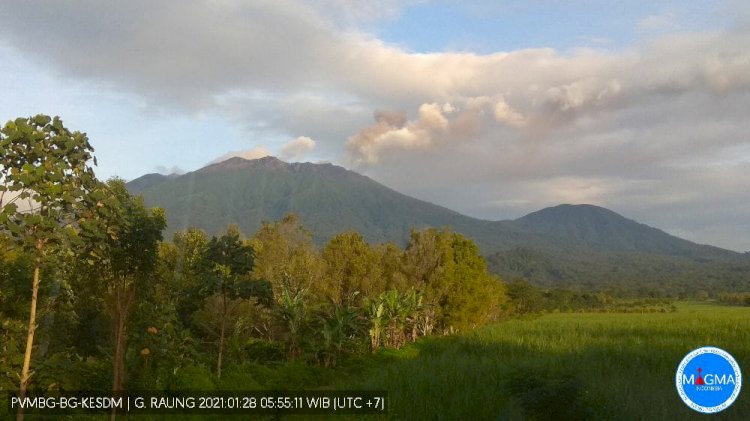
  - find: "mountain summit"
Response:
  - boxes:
[129,156,499,247]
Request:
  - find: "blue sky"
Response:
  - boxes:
[377,1,725,52]
[0,1,749,251]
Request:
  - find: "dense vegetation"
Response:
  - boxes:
[1,215,507,394]
[487,247,750,297]
[0,115,508,418]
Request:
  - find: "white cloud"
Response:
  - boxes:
[280,136,316,161]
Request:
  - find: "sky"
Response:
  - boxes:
[0,0,749,251]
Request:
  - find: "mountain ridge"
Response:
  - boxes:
[127,156,748,291]
[128,156,739,256]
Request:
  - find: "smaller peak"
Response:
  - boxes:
[538,204,618,215]
[517,204,624,224]
[551,204,609,211]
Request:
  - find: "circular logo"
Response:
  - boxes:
[675,346,742,413]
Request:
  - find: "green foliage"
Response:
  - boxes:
[68,178,167,392]
[507,278,545,313]
[315,301,367,367]
[506,368,600,420]
[167,365,216,391]
[506,278,676,314]
[216,367,263,391]
[157,228,210,327]
[0,317,25,391]
[0,115,99,253]
[488,246,750,297]
[0,114,101,399]
[403,228,505,330]
[251,214,323,300]
[274,278,311,360]
[321,231,384,304]
[83,178,166,279]
[717,292,750,306]
[365,288,431,351]
[0,235,33,319]
[202,224,254,295]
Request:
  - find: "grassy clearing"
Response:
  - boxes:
[338,302,750,420]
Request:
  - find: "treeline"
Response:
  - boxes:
[1,115,507,402]
[716,292,750,306]
[488,247,750,298]
[506,279,676,314]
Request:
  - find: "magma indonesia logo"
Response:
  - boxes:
[676,346,742,413]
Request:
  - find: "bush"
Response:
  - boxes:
[505,367,605,420]
[167,365,215,391]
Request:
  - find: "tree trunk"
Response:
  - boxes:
[217,293,227,379]
[17,258,41,421]
[112,295,124,392]
[111,283,131,421]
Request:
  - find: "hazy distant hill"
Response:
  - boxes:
[128,156,748,292]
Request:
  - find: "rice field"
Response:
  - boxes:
[10,303,749,420]
[350,302,750,420]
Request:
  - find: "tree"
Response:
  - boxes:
[158,228,210,327]
[442,234,504,328]
[403,228,504,331]
[199,225,254,379]
[75,179,166,397]
[321,231,383,305]
[251,214,323,300]
[0,115,99,418]
[506,278,544,314]
[376,243,409,292]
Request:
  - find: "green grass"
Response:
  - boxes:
[339,302,750,420]
[10,303,749,420]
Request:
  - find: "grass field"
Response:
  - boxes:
[339,302,750,420]
[9,302,749,420]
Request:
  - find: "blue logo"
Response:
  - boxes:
[676,346,742,413]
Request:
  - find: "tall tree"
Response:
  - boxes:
[76,179,166,396]
[201,225,254,379]
[403,228,504,331]
[321,231,383,304]
[0,115,98,419]
[159,228,210,327]
[251,214,322,300]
